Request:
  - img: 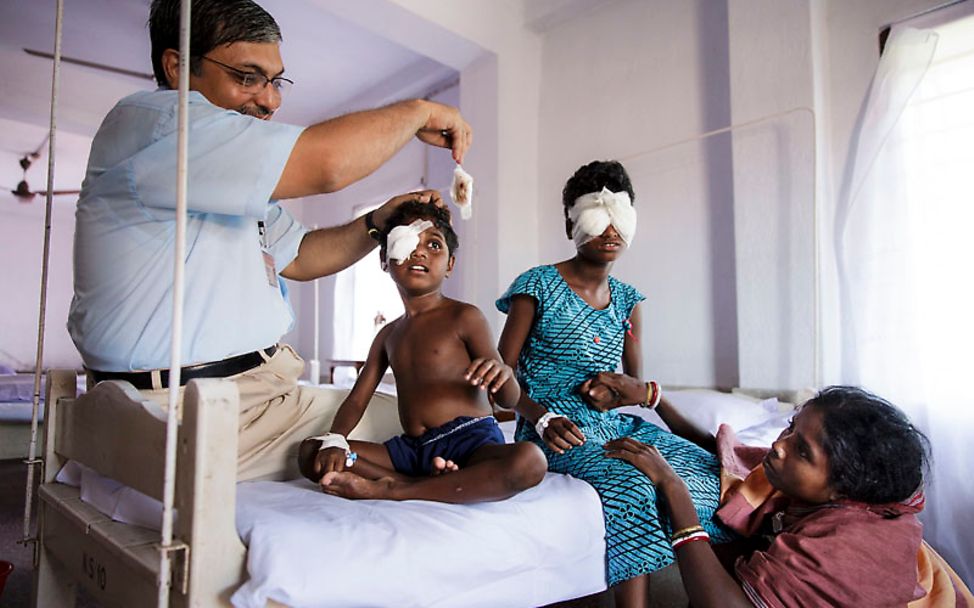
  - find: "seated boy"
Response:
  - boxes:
[298,201,547,502]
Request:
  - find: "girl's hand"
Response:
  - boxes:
[580,372,646,410]
[604,437,679,485]
[465,357,513,394]
[540,416,586,454]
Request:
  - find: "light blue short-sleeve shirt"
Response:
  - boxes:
[69,89,307,371]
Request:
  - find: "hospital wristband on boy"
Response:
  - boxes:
[641,381,662,409]
[535,412,567,438]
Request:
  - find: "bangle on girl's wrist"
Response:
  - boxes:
[640,381,662,409]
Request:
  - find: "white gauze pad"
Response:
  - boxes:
[451,165,474,220]
[386,219,434,264]
[568,187,637,247]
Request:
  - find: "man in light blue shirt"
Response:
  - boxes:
[69,0,472,480]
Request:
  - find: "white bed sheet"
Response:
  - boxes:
[232,474,606,608]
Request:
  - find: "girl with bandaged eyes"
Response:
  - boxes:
[496,160,735,608]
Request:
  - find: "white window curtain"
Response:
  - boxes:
[835,15,974,585]
[331,203,405,364]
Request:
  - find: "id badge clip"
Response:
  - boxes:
[259,221,277,287]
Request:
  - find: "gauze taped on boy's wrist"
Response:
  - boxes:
[568,187,636,248]
[387,219,434,264]
[312,433,349,452]
[312,433,357,468]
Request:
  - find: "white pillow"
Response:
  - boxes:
[618,389,781,435]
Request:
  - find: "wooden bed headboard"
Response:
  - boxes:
[37,370,246,606]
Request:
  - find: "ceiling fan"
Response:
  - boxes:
[4,137,81,203]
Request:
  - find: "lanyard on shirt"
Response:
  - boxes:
[258,220,276,287]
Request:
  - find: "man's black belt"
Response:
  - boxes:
[90,345,277,390]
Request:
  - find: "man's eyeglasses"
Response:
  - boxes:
[199,55,294,95]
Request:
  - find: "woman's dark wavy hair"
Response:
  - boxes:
[562,160,635,210]
[810,385,930,505]
[149,0,282,87]
[379,201,459,257]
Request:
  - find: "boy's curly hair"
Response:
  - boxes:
[562,160,635,210]
[379,200,459,256]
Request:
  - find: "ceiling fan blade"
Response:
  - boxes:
[24,48,154,81]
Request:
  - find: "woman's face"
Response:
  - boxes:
[576,224,628,262]
[763,404,837,504]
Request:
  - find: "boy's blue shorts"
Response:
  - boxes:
[384,415,505,476]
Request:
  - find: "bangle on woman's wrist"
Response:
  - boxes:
[671,530,710,550]
[641,381,662,409]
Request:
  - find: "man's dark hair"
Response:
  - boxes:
[379,201,459,257]
[810,386,930,505]
[562,160,635,210]
[149,0,282,87]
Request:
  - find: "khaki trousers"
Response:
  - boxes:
[138,344,342,481]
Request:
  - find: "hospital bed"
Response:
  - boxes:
[0,372,85,460]
[31,369,796,607]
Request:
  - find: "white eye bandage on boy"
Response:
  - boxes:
[568,187,637,248]
[451,165,474,220]
[386,219,434,265]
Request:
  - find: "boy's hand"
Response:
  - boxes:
[315,446,349,477]
[540,416,586,454]
[464,358,514,394]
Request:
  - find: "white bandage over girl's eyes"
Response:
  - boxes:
[386,219,434,265]
[567,187,637,248]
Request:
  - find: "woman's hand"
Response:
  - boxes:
[539,415,586,454]
[465,357,514,394]
[604,437,681,486]
[580,372,647,411]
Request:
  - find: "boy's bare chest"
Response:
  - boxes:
[386,318,470,375]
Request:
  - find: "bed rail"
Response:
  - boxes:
[32,369,246,607]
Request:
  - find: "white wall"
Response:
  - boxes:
[727,1,817,391]
[327,0,542,334]
[537,0,739,388]
[0,118,89,370]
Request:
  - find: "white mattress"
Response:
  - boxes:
[51,388,795,606]
[232,474,606,608]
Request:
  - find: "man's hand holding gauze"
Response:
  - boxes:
[451,165,474,220]
[568,187,636,248]
[387,219,434,264]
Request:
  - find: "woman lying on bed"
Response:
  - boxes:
[605,385,974,607]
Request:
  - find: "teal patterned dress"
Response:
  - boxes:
[497,265,733,586]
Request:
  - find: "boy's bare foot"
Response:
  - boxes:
[298,437,323,482]
[320,471,398,499]
[430,456,459,476]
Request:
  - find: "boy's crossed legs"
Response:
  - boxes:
[298,416,546,503]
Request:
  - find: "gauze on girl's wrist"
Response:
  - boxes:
[386,219,434,264]
[568,187,637,247]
